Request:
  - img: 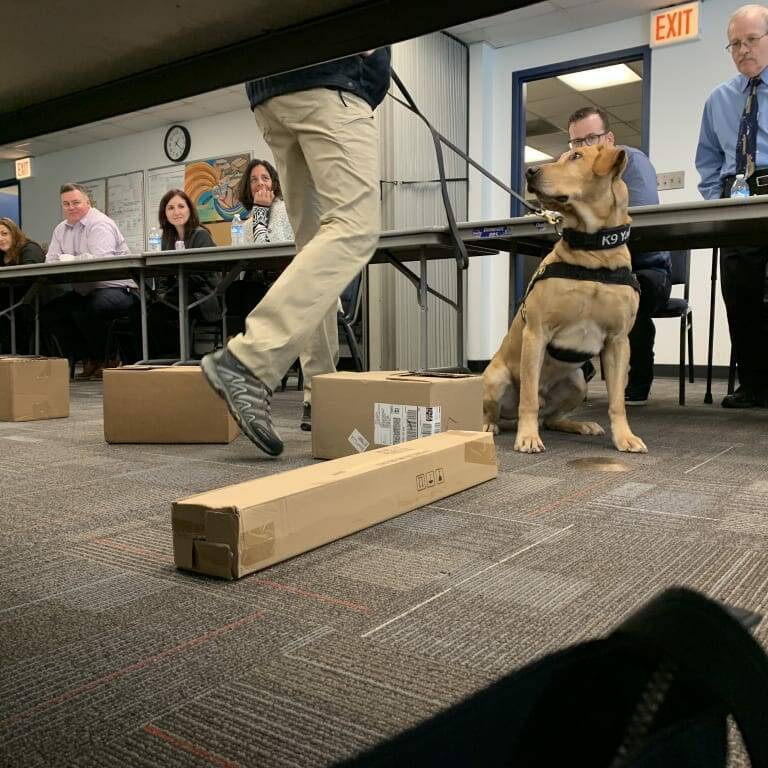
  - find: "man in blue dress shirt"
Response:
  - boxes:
[696,3,768,408]
[567,107,672,406]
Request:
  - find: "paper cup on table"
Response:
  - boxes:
[59,254,76,262]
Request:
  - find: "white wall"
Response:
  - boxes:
[472,0,747,367]
[15,106,271,248]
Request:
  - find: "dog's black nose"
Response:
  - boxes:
[526,166,540,179]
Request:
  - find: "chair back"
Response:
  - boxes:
[669,250,690,300]
[340,273,363,324]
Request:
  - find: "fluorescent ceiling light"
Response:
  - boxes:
[557,64,641,92]
[524,146,554,163]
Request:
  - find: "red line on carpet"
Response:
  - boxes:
[250,578,373,614]
[6,611,264,724]
[144,724,242,768]
[526,477,615,517]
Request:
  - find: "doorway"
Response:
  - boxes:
[510,47,651,306]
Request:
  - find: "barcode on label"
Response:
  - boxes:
[374,403,443,445]
[405,405,419,442]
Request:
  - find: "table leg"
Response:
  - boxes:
[139,269,149,361]
[456,261,465,368]
[34,292,40,355]
[178,265,190,362]
[419,249,428,372]
[9,286,16,355]
[704,247,718,404]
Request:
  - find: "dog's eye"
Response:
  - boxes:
[570,152,582,161]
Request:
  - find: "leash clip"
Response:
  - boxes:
[537,208,564,237]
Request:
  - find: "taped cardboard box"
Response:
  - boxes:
[311,370,484,459]
[103,365,238,444]
[0,356,69,421]
[172,430,497,580]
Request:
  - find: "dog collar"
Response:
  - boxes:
[562,224,630,250]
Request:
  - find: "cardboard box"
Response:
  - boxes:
[311,371,484,460]
[172,430,497,580]
[103,365,238,444]
[0,356,69,421]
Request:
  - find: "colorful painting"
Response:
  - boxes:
[184,153,250,222]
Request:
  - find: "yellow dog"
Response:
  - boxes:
[483,145,646,454]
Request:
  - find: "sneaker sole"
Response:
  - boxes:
[200,355,283,457]
[625,400,648,407]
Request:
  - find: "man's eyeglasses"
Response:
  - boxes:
[725,32,768,53]
[568,132,607,149]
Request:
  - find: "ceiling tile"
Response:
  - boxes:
[526,78,573,101]
[608,102,643,121]
[524,91,591,118]
[483,11,576,46]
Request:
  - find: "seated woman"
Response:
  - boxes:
[159,189,215,250]
[239,158,293,243]
[226,160,294,335]
[0,218,44,353]
[150,189,218,358]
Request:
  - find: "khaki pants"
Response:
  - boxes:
[228,87,380,400]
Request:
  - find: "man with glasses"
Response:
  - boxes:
[696,4,768,409]
[567,107,672,406]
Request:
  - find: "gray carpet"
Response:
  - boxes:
[1,376,766,766]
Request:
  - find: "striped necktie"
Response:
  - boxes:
[735,77,761,177]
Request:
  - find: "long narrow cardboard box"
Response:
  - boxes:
[172,430,497,580]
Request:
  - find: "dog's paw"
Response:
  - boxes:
[514,432,546,453]
[483,422,500,435]
[578,421,605,436]
[613,432,647,453]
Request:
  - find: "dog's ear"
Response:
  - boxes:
[592,146,627,178]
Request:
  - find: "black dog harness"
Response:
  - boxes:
[520,225,640,364]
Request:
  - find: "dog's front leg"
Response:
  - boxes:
[515,324,546,453]
[603,334,647,453]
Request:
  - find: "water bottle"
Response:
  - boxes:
[148,227,162,252]
[230,213,244,245]
[730,173,750,199]
[230,213,244,246]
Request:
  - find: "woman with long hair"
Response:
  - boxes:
[236,159,293,243]
[0,218,44,266]
[157,189,214,250]
[0,218,44,352]
[150,190,218,358]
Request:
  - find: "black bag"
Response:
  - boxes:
[335,588,768,767]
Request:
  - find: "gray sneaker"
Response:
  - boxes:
[200,348,283,456]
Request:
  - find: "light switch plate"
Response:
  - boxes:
[657,171,685,190]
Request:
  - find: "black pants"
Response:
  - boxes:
[42,287,139,360]
[627,268,672,392]
[720,245,768,395]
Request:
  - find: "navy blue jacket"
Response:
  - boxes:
[621,145,671,275]
[246,48,392,111]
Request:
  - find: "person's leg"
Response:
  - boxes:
[720,246,768,406]
[626,269,671,403]
[228,88,380,390]
[40,291,86,360]
[74,288,139,363]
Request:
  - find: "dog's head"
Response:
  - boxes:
[525,145,629,231]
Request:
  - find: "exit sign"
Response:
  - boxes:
[15,157,32,179]
[650,1,700,48]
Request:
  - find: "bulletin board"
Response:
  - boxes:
[107,171,145,254]
[78,171,145,253]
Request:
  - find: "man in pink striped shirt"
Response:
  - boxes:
[42,183,138,379]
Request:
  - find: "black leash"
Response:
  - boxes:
[388,68,564,267]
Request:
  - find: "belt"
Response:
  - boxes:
[722,168,768,197]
